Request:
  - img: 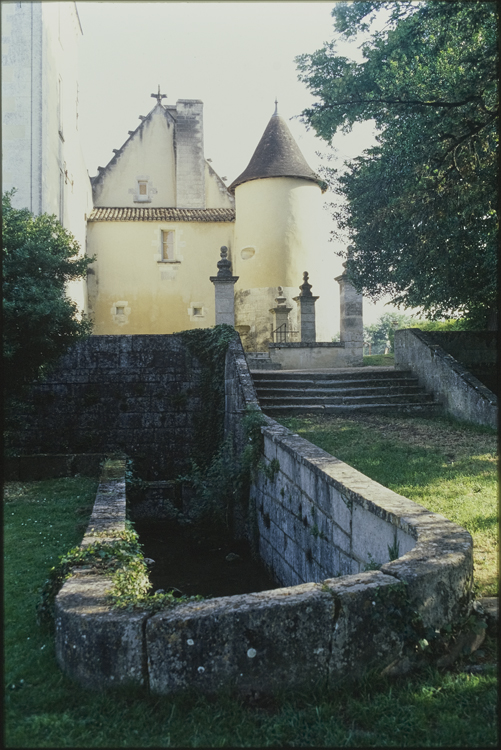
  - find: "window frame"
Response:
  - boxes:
[134,177,151,203]
[157,228,180,264]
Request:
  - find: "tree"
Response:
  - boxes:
[296,1,498,327]
[2,191,93,400]
[363,312,467,354]
[364,312,416,354]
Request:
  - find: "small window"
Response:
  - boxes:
[116,306,125,316]
[135,179,150,202]
[161,230,174,261]
[193,307,202,316]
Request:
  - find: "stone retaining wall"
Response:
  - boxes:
[6,335,205,480]
[394,329,497,428]
[55,337,474,694]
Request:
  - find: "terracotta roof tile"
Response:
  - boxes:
[88,207,235,222]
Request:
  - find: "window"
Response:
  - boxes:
[116,306,125,316]
[135,178,150,202]
[193,307,202,316]
[157,229,178,263]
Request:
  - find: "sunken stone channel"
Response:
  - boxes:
[55,337,474,695]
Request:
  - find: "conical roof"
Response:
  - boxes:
[228,112,320,192]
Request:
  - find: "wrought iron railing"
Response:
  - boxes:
[271,324,299,343]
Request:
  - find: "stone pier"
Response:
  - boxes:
[335,255,363,365]
[210,246,239,326]
[293,272,318,343]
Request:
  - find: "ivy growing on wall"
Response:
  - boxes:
[179,324,237,470]
[179,405,268,538]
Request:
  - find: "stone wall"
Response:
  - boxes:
[419,330,498,396]
[8,335,204,480]
[268,341,362,369]
[226,337,473,627]
[55,345,474,694]
[55,434,472,694]
[394,329,497,428]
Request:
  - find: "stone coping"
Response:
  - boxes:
[269,342,345,349]
[394,328,497,428]
[259,419,473,628]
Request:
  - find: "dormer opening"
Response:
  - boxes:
[135,178,150,202]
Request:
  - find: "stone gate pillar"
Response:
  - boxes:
[293,272,319,343]
[210,246,239,326]
[335,251,363,363]
[270,287,293,342]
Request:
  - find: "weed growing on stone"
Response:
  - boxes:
[362,553,381,571]
[178,405,268,538]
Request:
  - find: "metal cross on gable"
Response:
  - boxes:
[151,85,167,104]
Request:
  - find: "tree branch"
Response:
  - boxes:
[316,94,482,110]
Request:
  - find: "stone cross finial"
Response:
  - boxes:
[274,98,279,116]
[151,85,167,105]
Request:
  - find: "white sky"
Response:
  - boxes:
[76,1,405,326]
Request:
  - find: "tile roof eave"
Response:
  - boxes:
[88,207,236,223]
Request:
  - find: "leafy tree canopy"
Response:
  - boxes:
[296,1,498,326]
[3,191,93,399]
[363,311,468,354]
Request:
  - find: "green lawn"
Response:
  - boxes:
[277,413,498,598]
[3,470,498,747]
[363,354,395,366]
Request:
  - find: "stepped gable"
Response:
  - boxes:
[90,100,176,186]
[88,207,235,222]
[228,110,321,193]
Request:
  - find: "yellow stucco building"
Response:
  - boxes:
[87,93,335,350]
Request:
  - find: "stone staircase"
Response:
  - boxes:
[250,367,442,416]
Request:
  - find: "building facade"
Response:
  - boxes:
[3,4,339,349]
[2,1,93,312]
[86,96,336,349]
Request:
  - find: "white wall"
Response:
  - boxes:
[2,1,92,313]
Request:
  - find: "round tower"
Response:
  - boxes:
[229,105,325,351]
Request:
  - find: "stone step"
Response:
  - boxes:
[250,367,409,382]
[258,393,436,406]
[255,384,424,398]
[254,376,419,390]
[250,366,441,416]
[263,402,442,416]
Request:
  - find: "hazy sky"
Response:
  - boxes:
[76,2,372,182]
[76,1,402,324]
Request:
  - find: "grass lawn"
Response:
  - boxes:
[277,413,498,598]
[363,354,395,366]
[4,467,498,747]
